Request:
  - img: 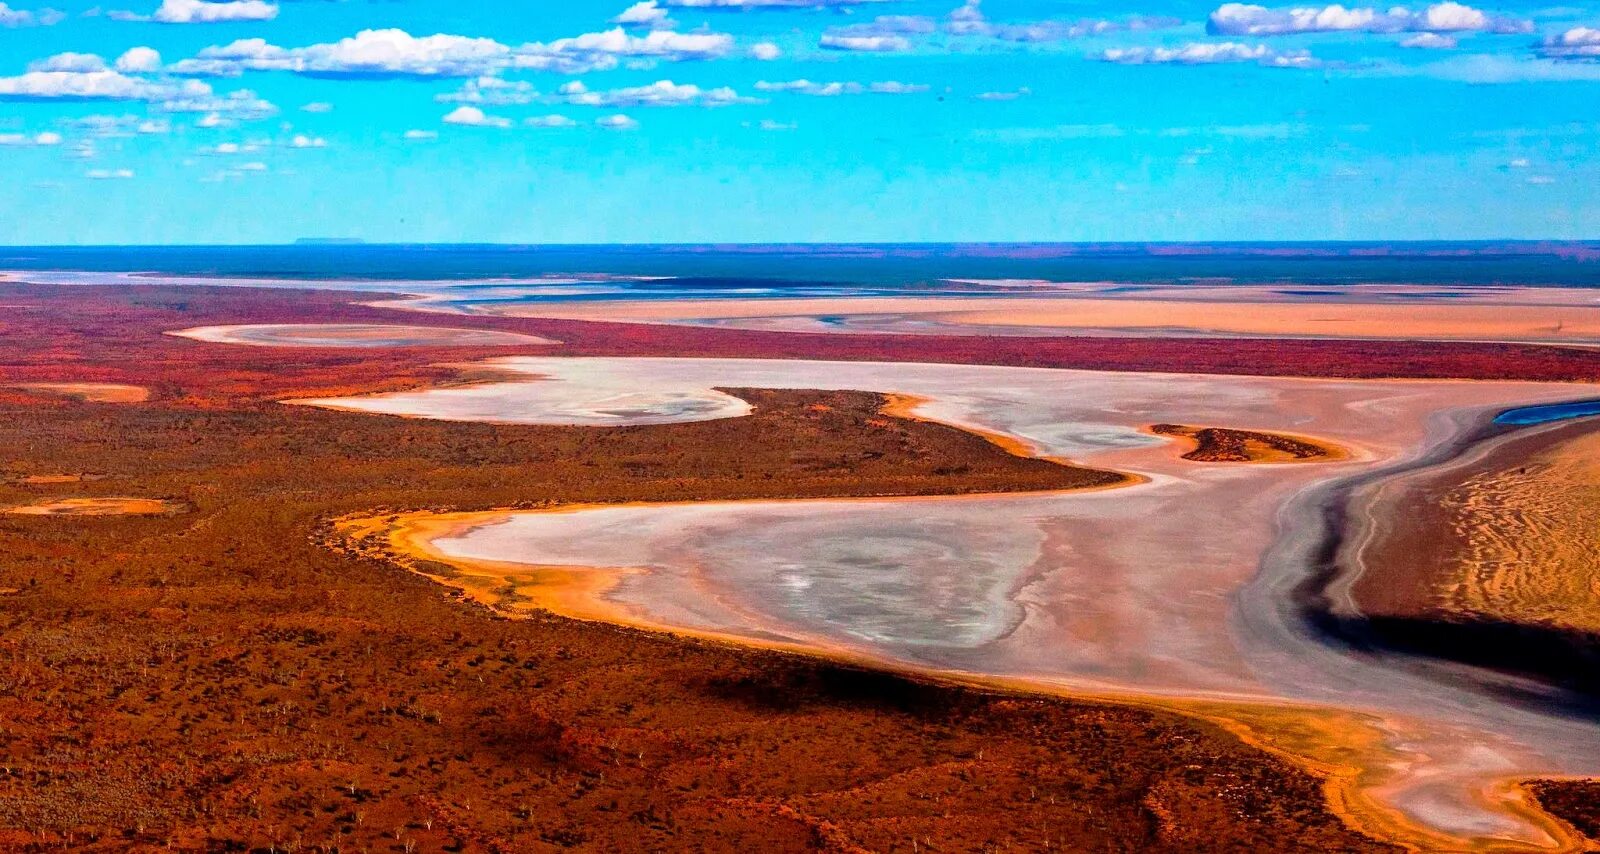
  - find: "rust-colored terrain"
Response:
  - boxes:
[1149,424,1340,463]
[0,389,1390,852]
[0,282,1596,851]
[7,283,1600,412]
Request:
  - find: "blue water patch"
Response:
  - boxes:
[5,242,1600,287]
[1494,400,1600,426]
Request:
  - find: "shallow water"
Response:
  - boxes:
[308,357,1600,850]
[1494,399,1600,426]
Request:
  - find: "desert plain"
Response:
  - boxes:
[2,276,1600,852]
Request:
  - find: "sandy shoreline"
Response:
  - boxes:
[304,356,1600,852]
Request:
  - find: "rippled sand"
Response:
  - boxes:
[169,323,556,349]
[307,357,1600,851]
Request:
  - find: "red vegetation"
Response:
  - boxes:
[4,283,1600,408]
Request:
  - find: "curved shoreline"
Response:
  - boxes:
[1306,413,1600,703]
[346,500,1590,853]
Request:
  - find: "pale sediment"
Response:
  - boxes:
[309,355,1600,851]
[167,323,557,349]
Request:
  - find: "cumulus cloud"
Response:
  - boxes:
[110,0,276,23]
[595,113,639,129]
[975,86,1031,100]
[820,33,911,51]
[614,0,671,27]
[1400,32,1456,48]
[554,78,751,107]
[66,113,170,135]
[945,1,1178,43]
[86,168,135,179]
[755,78,928,95]
[402,128,437,140]
[155,87,277,121]
[1539,26,1600,60]
[519,27,732,69]
[0,131,61,145]
[289,133,325,148]
[29,52,109,73]
[0,68,203,100]
[442,105,512,127]
[756,118,796,130]
[749,41,781,60]
[170,26,733,80]
[664,0,888,7]
[115,46,163,71]
[300,101,332,112]
[1206,2,1531,36]
[822,14,933,49]
[437,76,539,105]
[525,114,577,127]
[0,3,65,27]
[1100,42,1316,66]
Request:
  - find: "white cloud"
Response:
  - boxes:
[442,105,512,127]
[0,3,65,27]
[665,0,887,6]
[115,46,163,71]
[30,52,109,73]
[437,76,539,105]
[1206,2,1530,36]
[614,0,671,27]
[86,168,135,179]
[749,42,781,60]
[556,78,751,107]
[289,133,325,148]
[1400,32,1456,48]
[596,113,639,129]
[171,26,734,80]
[402,129,437,140]
[66,113,169,135]
[0,131,61,145]
[157,88,276,121]
[755,79,928,95]
[170,30,511,78]
[1527,175,1554,185]
[756,118,796,130]
[238,160,267,171]
[1539,26,1600,60]
[300,101,332,112]
[1404,52,1600,81]
[0,69,189,100]
[1100,42,1315,66]
[525,114,577,127]
[944,2,1178,43]
[520,27,732,66]
[145,0,277,23]
[819,33,911,51]
[975,86,1031,100]
[1506,157,1529,168]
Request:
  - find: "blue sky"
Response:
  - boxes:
[0,0,1597,243]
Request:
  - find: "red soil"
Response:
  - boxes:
[4,283,1600,408]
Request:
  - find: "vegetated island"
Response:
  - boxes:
[1150,423,1344,463]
